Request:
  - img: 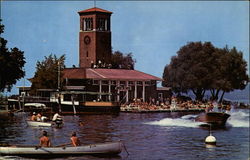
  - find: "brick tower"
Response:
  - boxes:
[78,7,112,68]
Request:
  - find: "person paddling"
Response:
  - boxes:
[39,131,51,147]
[70,132,81,147]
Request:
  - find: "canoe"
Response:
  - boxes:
[26,120,52,127]
[0,141,123,156]
[195,112,230,126]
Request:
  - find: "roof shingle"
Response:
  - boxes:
[63,68,162,81]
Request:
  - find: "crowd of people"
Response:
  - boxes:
[121,97,231,112]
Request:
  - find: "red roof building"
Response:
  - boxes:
[63,68,163,103]
[63,68,162,81]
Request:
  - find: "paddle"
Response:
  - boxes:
[55,143,72,147]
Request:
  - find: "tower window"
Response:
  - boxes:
[86,51,89,57]
[83,18,93,31]
[97,18,108,31]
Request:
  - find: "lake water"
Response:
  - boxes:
[0,109,249,160]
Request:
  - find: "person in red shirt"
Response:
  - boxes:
[39,131,51,147]
[70,132,81,147]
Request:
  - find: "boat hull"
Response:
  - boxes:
[195,112,230,126]
[59,103,120,115]
[0,142,122,156]
[26,120,52,127]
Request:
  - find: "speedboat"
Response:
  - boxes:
[195,112,230,127]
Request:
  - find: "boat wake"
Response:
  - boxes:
[145,109,249,128]
[227,110,249,127]
[145,115,203,128]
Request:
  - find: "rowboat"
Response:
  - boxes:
[195,112,230,126]
[26,120,52,127]
[0,141,123,156]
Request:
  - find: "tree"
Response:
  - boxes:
[215,47,248,102]
[163,42,216,100]
[0,19,26,92]
[110,51,136,69]
[162,41,249,101]
[29,54,65,95]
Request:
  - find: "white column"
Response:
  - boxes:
[83,19,86,31]
[117,81,120,102]
[126,81,129,103]
[105,19,108,30]
[108,80,111,101]
[99,80,102,100]
[134,81,137,100]
[142,81,145,102]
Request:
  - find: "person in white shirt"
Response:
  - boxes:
[52,113,60,121]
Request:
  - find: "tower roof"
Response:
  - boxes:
[78,7,112,15]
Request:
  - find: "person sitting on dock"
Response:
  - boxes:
[31,112,37,121]
[70,132,81,147]
[39,131,51,147]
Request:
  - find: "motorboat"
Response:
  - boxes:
[0,141,123,156]
[26,120,52,127]
[195,112,230,126]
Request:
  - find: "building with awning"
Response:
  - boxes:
[16,7,172,113]
[63,68,163,103]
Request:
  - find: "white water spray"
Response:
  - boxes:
[227,110,249,127]
[145,109,249,128]
[145,114,203,128]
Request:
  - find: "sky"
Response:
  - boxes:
[1,1,249,95]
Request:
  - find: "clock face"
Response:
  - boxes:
[84,36,91,45]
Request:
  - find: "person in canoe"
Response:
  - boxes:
[39,131,51,147]
[70,132,81,147]
[31,112,37,121]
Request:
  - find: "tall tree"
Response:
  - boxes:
[218,47,248,102]
[163,41,249,101]
[110,51,136,69]
[29,54,65,95]
[0,19,26,92]
[163,42,216,100]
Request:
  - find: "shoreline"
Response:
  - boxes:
[120,108,205,113]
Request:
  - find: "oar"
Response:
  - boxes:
[55,143,72,147]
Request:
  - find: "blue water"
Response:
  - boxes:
[0,109,249,160]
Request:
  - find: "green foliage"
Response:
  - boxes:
[29,54,65,95]
[0,19,26,92]
[110,51,136,69]
[162,41,249,101]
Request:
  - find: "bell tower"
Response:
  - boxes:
[78,7,112,68]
